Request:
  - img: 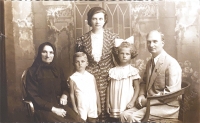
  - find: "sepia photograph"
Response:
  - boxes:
[0,0,199,122]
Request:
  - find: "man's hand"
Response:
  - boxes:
[141,97,147,107]
[52,107,67,117]
[60,94,67,105]
[136,95,147,109]
[126,101,134,109]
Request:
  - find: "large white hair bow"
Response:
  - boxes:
[114,36,134,47]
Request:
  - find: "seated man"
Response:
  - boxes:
[120,30,182,122]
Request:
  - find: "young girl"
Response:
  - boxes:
[106,42,140,119]
[69,52,101,122]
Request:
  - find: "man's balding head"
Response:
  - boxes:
[146,30,165,57]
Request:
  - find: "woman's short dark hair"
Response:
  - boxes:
[87,7,108,27]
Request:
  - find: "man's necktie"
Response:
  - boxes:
[151,58,155,73]
[148,58,155,85]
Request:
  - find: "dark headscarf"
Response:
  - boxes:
[30,42,58,78]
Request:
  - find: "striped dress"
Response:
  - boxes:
[76,29,118,122]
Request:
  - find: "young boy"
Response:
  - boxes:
[69,52,101,122]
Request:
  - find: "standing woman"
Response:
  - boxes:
[76,7,119,122]
[26,42,82,122]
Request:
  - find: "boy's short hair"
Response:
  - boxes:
[73,52,88,65]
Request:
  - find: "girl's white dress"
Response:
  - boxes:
[108,64,140,118]
[70,71,98,120]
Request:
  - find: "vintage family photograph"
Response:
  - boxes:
[0,0,199,123]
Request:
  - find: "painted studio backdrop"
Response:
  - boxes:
[3,1,200,122]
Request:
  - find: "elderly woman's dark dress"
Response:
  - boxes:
[26,42,81,122]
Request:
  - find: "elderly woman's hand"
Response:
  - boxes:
[52,107,67,117]
[60,94,67,105]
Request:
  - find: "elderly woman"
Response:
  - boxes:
[26,42,82,122]
[76,7,119,122]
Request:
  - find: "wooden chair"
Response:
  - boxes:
[21,68,35,121]
[141,81,190,123]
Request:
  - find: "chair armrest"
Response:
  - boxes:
[142,91,182,122]
[148,90,184,103]
[23,99,34,114]
[142,81,190,122]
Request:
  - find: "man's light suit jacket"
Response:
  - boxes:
[140,50,182,104]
